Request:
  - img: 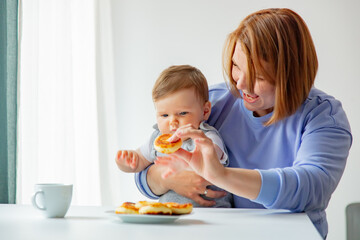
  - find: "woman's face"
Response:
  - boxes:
[231,43,276,117]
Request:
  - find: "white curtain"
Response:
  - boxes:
[17,0,115,206]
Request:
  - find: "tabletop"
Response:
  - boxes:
[0,204,322,240]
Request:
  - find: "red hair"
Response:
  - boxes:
[223,8,318,125]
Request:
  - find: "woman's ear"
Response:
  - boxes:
[203,101,212,120]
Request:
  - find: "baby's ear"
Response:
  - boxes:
[203,101,211,120]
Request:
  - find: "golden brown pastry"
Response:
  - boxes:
[115,202,139,214]
[134,200,156,209]
[154,134,182,154]
[138,202,172,215]
[165,202,193,215]
[115,201,193,215]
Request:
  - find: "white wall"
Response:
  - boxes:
[108,0,360,239]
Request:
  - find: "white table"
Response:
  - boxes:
[0,204,322,240]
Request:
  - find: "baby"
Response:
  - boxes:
[115,65,232,207]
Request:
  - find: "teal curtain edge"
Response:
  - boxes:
[0,0,18,204]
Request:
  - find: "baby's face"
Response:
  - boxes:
[154,88,209,135]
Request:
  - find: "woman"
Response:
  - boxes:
[135,8,352,239]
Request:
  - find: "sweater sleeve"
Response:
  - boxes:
[254,99,352,212]
[134,164,160,200]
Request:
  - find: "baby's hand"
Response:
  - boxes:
[115,150,139,171]
[154,153,191,179]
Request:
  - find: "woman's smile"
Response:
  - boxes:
[243,91,259,103]
[232,43,276,117]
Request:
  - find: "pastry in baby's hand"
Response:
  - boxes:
[154,134,182,154]
[115,202,139,214]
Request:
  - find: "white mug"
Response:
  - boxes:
[32,183,73,218]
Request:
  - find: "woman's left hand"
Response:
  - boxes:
[164,124,226,183]
[161,124,262,200]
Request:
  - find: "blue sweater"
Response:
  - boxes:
[135,83,352,239]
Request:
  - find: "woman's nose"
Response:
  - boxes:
[235,72,247,90]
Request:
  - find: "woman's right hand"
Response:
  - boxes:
[147,164,227,207]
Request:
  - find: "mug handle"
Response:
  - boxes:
[32,191,46,211]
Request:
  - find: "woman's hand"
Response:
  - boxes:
[146,164,227,207]
[167,124,262,200]
[168,124,226,182]
[150,124,261,202]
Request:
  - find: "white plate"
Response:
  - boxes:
[106,211,184,224]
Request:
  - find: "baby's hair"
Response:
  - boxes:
[152,65,209,103]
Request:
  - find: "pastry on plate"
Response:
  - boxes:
[114,201,193,215]
[134,200,156,209]
[115,202,139,214]
[165,202,193,215]
[138,202,172,215]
